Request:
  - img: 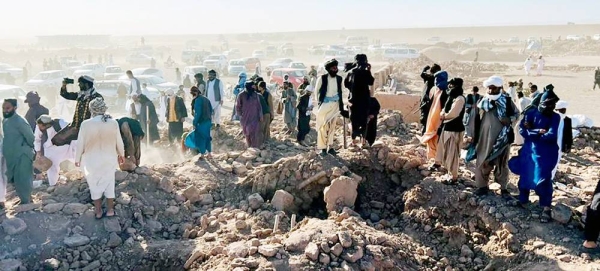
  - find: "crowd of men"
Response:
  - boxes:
[0,54,599,252]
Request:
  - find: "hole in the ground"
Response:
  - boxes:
[350,164,406,222]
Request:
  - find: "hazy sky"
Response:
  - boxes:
[2,0,598,37]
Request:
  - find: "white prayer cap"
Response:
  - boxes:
[37,114,52,124]
[166,89,175,96]
[555,101,568,110]
[483,76,503,88]
[81,75,95,83]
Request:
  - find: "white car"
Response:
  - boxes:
[25,70,67,93]
[0,84,27,115]
[288,62,306,70]
[566,35,583,41]
[381,43,408,49]
[252,50,266,59]
[267,58,293,69]
[63,60,83,74]
[104,66,124,80]
[183,66,208,79]
[203,54,228,71]
[367,45,383,55]
[227,59,247,76]
[73,63,104,79]
[0,63,23,79]
[126,53,153,65]
[323,50,350,64]
[593,34,600,41]
[132,68,164,79]
[119,75,177,93]
[382,48,420,63]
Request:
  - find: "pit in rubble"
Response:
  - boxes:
[350,164,406,222]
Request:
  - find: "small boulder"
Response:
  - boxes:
[271,190,294,212]
[551,203,572,224]
[304,242,319,261]
[64,234,91,248]
[43,203,65,213]
[323,176,358,212]
[62,203,88,215]
[1,217,27,235]
[247,193,265,210]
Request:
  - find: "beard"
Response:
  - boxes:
[3,111,15,118]
[327,70,338,77]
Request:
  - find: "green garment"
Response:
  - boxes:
[2,113,35,203]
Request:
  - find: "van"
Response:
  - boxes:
[382,48,420,63]
[345,36,369,47]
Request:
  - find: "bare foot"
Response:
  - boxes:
[106,209,115,217]
[583,241,598,249]
[95,209,103,219]
[206,153,212,159]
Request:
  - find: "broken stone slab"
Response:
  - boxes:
[0,259,24,271]
[323,176,358,213]
[103,218,122,233]
[64,234,91,248]
[106,232,122,248]
[62,203,88,215]
[271,190,294,212]
[2,217,27,235]
[43,203,66,213]
[14,203,42,213]
[551,203,572,224]
[258,245,280,257]
[297,171,327,189]
[247,193,264,210]
[304,242,319,261]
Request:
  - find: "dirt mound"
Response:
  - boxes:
[420,46,459,62]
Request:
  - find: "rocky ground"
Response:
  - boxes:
[1,110,600,271]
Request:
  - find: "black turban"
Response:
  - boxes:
[325,59,338,70]
[4,99,17,107]
[354,54,368,65]
[448,77,464,88]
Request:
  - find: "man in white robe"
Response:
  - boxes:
[75,98,124,219]
[524,57,532,76]
[513,92,532,145]
[315,59,349,156]
[536,56,545,76]
[206,70,225,127]
[34,115,75,186]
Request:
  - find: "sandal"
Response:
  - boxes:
[428,164,441,171]
[441,177,459,185]
[580,245,600,255]
[95,211,105,220]
[540,209,552,223]
[105,210,117,218]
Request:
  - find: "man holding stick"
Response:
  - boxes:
[315,59,349,156]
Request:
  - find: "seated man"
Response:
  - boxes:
[34,115,75,186]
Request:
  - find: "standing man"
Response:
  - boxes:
[54,75,102,146]
[466,76,519,197]
[165,89,188,144]
[296,87,313,146]
[344,54,374,146]
[2,99,35,204]
[206,70,225,128]
[555,101,573,154]
[524,56,532,76]
[75,98,124,219]
[513,92,532,145]
[236,81,263,148]
[536,55,545,76]
[232,72,247,121]
[33,115,73,186]
[419,64,441,135]
[315,59,349,156]
[422,69,448,167]
[194,73,206,97]
[24,91,49,131]
[594,67,600,90]
[175,68,182,84]
[131,94,160,144]
[126,70,141,112]
[185,86,213,159]
[257,81,274,142]
[281,78,298,134]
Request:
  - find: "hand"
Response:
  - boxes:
[500,117,511,126]
[75,162,80,167]
[423,66,431,72]
[539,129,547,134]
[118,156,124,164]
[440,114,446,121]
[36,153,42,159]
[366,64,371,71]
[62,80,68,88]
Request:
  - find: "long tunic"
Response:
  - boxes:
[2,113,35,203]
[236,91,263,148]
[75,116,125,200]
[281,88,298,129]
[34,119,74,185]
[185,96,213,154]
[315,76,340,150]
[421,87,443,159]
[0,137,7,202]
[509,110,561,190]
[297,93,311,141]
[435,96,466,177]
[513,97,532,145]
[60,88,103,129]
[132,100,160,142]
[345,68,374,139]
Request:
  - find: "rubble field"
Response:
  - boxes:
[1,111,599,271]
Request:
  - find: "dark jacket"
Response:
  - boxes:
[344,67,374,105]
[60,87,103,129]
[297,94,311,117]
[25,104,49,131]
[562,116,573,153]
[317,74,346,115]
[166,96,188,122]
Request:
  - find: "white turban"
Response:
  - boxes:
[555,101,568,110]
[81,75,95,83]
[483,76,503,88]
[166,89,175,96]
[37,114,52,124]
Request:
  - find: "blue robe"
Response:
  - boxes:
[509,109,561,191]
[185,96,213,154]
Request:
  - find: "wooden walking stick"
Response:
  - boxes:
[342,112,348,149]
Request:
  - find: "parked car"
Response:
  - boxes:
[345,36,369,47]
[265,46,277,56]
[63,60,83,74]
[103,66,124,80]
[118,75,177,93]
[323,50,351,64]
[94,80,129,106]
[508,36,520,43]
[227,59,247,76]
[267,58,293,69]
[132,68,164,78]
[126,53,153,65]
[566,35,583,41]
[381,43,407,49]
[288,62,306,70]
[0,63,23,79]
[72,70,95,81]
[367,45,383,55]
[73,63,104,79]
[181,50,210,64]
[224,50,241,59]
[241,57,261,73]
[0,84,27,115]
[24,70,67,106]
[203,54,228,72]
[308,44,326,55]
[252,50,266,59]
[183,66,208,79]
[593,34,600,41]
[381,48,420,63]
[269,68,307,88]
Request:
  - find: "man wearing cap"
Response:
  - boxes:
[165,89,188,144]
[33,115,73,186]
[206,70,225,128]
[466,76,519,197]
[315,59,349,156]
[2,98,35,204]
[76,97,124,218]
[56,75,102,146]
[509,88,561,222]
[24,91,49,131]
[296,85,313,146]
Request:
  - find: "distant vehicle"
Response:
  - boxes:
[183,66,208,79]
[73,63,104,79]
[508,37,520,43]
[345,36,369,47]
[566,35,583,41]
[527,36,538,43]
[345,46,362,54]
[72,70,95,81]
[288,62,307,70]
[25,70,67,93]
[119,75,177,93]
[126,53,153,65]
[227,59,247,76]
[94,80,129,106]
[367,45,383,55]
[223,50,241,59]
[461,37,474,44]
[269,68,307,88]
[267,58,294,69]
[382,48,420,63]
[593,34,600,41]
[308,44,326,55]
[323,50,351,64]
[427,36,441,42]
[103,66,124,80]
[131,68,164,79]
[252,50,266,59]
[63,60,83,74]
[203,54,228,72]
[181,50,211,65]
[381,43,408,49]
[241,57,261,73]
[0,84,27,115]
[265,46,277,56]
[0,63,23,79]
